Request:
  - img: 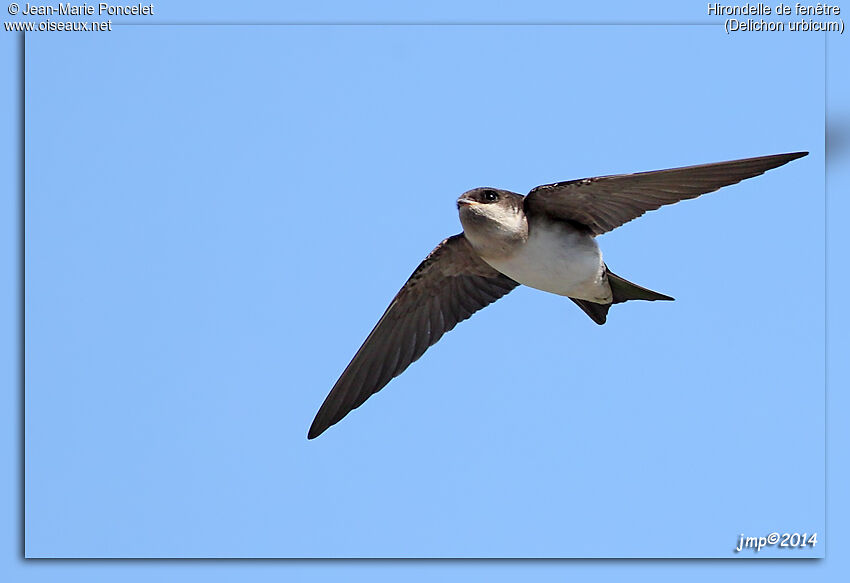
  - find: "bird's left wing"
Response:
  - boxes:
[308,233,518,439]
[524,152,808,236]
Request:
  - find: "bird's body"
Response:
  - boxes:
[475,216,610,303]
[307,152,808,439]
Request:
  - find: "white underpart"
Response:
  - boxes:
[484,222,612,303]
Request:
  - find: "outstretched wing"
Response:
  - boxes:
[308,234,518,439]
[524,152,807,236]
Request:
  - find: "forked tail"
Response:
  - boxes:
[571,267,673,325]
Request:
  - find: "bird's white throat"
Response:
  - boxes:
[459,200,528,257]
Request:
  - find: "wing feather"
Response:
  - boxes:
[525,152,807,235]
[308,234,518,439]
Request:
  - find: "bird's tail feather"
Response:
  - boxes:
[570,298,611,325]
[571,268,673,325]
[607,269,674,304]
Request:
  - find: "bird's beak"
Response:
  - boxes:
[457,197,476,207]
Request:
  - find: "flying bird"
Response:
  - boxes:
[308,152,808,439]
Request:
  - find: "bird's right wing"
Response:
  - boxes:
[308,234,518,439]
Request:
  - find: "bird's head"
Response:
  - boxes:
[456,188,527,257]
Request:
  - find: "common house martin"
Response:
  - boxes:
[308,152,808,439]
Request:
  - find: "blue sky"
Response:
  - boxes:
[3,0,849,581]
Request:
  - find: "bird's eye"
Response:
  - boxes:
[482,189,498,202]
